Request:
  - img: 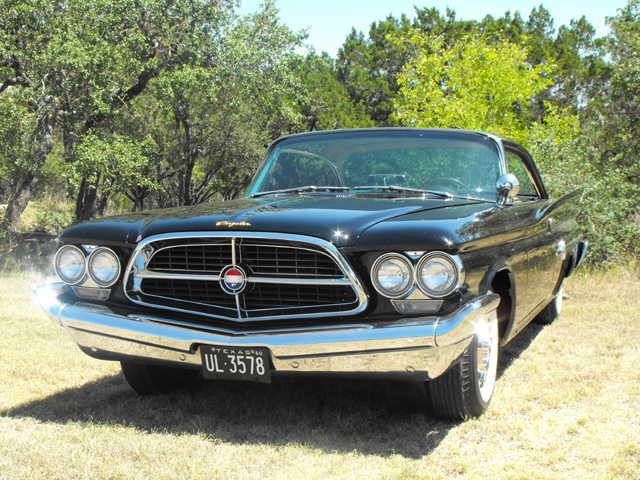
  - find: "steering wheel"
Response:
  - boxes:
[424,177,469,194]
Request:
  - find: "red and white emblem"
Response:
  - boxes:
[220,265,247,295]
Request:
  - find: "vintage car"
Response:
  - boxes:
[36,128,587,419]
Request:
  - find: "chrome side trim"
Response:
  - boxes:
[123,231,369,322]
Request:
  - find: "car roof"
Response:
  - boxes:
[269,127,514,148]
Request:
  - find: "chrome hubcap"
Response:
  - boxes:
[555,285,564,314]
[475,311,499,402]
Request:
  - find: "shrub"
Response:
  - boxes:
[529,118,640,266]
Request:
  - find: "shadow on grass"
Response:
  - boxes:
[4,322,545,459]
[498,320,545,378]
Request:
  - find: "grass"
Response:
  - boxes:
[1,268,639,479]
[18,196,75,234]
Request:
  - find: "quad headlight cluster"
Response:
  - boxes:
[370,251,463,299]
[53,245,121,288]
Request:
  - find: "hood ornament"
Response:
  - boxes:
[216,220,252,228]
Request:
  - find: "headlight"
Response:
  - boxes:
[415,252,462,298]
[371,253,413,298]
[87,247,121,287]
[54,245,86,285]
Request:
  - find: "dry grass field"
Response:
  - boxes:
[1,268,639,479]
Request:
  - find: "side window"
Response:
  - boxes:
[506,150,539,197]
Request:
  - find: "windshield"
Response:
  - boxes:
[246,130,502,200]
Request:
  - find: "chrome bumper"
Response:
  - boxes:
[35,283,499,380]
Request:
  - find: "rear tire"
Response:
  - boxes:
[120,361,201,395]
[427,310,499,420]
[536,284,563,325]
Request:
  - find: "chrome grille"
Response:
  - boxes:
[124,232,367,322]
[148,243,232,273]
[240,243,342,277]
[147,241,342,278]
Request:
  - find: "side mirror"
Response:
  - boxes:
[496,173,520,207]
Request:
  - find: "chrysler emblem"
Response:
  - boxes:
[220,265,247,295]
[216,220,252,228]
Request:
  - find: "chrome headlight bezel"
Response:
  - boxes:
[86,247,121,287]
[53,245,87,285]
[370,253,414,299]
[415,251,463,298]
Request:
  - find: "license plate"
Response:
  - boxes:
[200,345,271,383]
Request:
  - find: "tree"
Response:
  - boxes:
[337,15,414,125]
[69,134,158,215]
[595,0,640,174]
[392,33,553,142]
[0,0,237,227]
[121,1,304,207]
[294,53,374,131]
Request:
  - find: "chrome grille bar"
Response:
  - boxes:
[134,269,351,286]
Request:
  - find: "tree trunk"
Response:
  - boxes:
[75,177,99,222]
[134,187,147,211]
[1,108,55,232]
[2,173,39,231]
[96,191,109,217]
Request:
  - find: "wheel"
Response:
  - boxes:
[120,361,201,395]
[536,284,563,325]
[427,310,499,420]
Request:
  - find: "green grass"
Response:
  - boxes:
[19,196,75,234]
[1,268,639,479]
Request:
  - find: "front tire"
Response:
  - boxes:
[428,310,499,420]
[120,361,201,395]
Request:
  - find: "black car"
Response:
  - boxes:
[36,128,587,419]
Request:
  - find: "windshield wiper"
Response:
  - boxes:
[351,185,453,199]
[249,185,350,198]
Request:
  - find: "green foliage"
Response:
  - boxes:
[589,0,640,175]
[120,1,305,206]
[71,134,159,199]
[293,54,374,131]
[392,33,553,141]
[29,205,75,235]
[526,107,639,265]
[0,97,35,178]
[17,196,75,234]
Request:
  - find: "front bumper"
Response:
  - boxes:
[35,283,499,380]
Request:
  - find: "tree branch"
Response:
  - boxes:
[0,55,33,93]
[83,67,160,131]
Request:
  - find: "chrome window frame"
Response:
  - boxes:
[123,231,369,322]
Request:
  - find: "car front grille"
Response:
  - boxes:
[148,243,232,273]
[124,233,366,322]
[147,241,342,278]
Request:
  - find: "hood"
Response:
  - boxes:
[60,195,489,248]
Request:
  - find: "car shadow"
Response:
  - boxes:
[498,321,545,378]
[4,322,545,459]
